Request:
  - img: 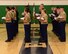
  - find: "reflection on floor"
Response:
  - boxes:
[48,24,68,54]
[19,32,52,54]
[20,45,53,54]
[0,24,68,54]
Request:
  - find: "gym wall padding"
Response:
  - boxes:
[0,5,68,23]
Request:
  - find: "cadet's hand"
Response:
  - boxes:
[5,18,11,21]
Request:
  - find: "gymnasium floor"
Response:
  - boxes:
[0,24,68,54]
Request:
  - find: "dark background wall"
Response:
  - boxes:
[0,5,68,23]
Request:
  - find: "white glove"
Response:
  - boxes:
[37,17,40,19]
[20,17,24,20]
[54,17,57,20]
[22,13,24,16]
[2,17,6,20]
[52,14,55,16]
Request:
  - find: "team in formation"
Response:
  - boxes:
[49,7,66,42]
[4,4,66,45]
[5,7,18,42]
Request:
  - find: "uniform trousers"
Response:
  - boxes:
[6,22,13,40]
[39,24,48,43]
[58,21,66,42]
[24,24,31,42]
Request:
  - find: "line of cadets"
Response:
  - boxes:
[49,7,66,42]
[5,7,18,42]
[22,4,48,45]
[5,4,66,43]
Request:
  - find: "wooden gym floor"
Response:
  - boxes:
[0,24,68,54]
